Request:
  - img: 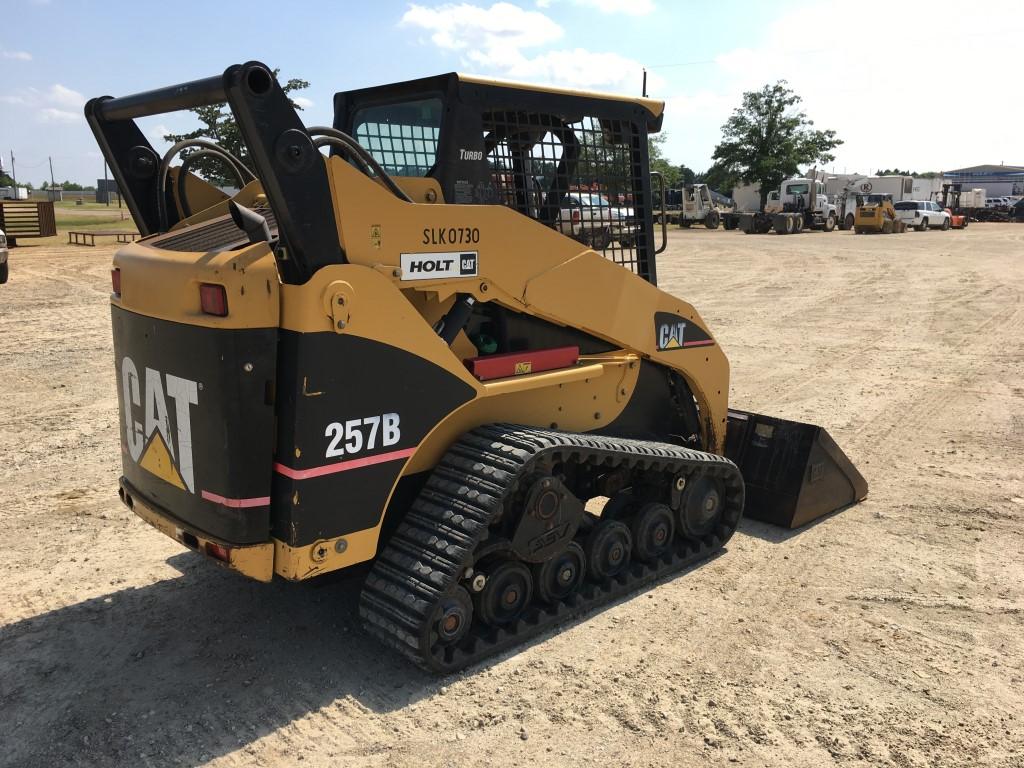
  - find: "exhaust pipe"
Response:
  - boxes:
[725,410,868,529]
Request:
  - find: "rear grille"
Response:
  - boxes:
[150,208,278,252]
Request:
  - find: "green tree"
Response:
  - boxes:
[648,133,681,189]
[164,70,310,187]
[695,162,739,196]
[61,180,85,191]
[0,171,14,187]
[712,81,841,210]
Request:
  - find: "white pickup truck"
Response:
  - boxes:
[0,228,8,284]
[557,192,634,249]
[893,200,951,231]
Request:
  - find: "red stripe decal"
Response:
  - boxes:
[683,339,715,347]
[200,490,271,508]
[274,447,416,481]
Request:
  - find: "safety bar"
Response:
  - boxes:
[97,75,227,121]
[85,61,345,284]
[651,170,667,255]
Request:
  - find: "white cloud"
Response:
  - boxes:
[402,2,654,94]
[484,47,656,94]
[0,84,86,123]
[693,0,1024,173]
[557,0,655,13]
[1,49,32,61]
[38,107,80,123]
[403,2,563,59]
[291,96,314,109]
[47,84,85,110]
[148,124,171,141]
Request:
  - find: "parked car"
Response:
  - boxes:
[557,192,635,249]
[894,200,951,231]
[985,197,1011,209]
[0,228,8,284]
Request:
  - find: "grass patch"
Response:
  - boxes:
[56,216,137,231]
[53,201,125,211]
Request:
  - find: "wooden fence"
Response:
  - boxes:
[0,201,58,241]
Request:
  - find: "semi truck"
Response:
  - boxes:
[731,175,837,235]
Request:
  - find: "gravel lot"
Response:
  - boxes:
[1,224,1022,767]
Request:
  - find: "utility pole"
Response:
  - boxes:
[103,160,109,207]
[9,150,16,192]
[48,156,56,202]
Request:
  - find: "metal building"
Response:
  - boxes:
[943,165,1024,197]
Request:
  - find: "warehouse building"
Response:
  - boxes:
[943,164,1024,197]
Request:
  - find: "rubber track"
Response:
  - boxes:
[359,424,745,672]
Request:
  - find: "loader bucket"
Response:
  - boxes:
[724,410,868,529]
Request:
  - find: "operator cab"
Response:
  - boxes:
[333,73,665,283]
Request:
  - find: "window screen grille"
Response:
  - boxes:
[483,111,646,277]
[352,98,443,177]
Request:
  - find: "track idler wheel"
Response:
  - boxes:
[473,561,533,627]
[432,586,474,646]
[630,502,675,562]
[532,541,586,604]
[585,520,632,582]
[677,475,724,540]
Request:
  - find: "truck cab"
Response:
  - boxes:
[778,179,835,219]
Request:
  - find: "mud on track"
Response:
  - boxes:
[1,225,1022,767]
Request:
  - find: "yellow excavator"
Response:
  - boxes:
[86,62,866,671]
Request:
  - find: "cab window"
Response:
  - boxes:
[352,98,443,177]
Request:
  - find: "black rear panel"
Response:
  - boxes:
[271,331,476,546]
[112,306,277,543]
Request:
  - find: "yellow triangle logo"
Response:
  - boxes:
[664,334,681,349]
[139,431,186,490]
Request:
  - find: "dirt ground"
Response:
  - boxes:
[2,224,1022,767]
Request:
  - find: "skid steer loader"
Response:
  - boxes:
[86,62,866,672]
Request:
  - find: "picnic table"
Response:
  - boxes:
[68,230,141,246]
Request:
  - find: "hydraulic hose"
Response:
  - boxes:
[157,139,255,231]
[308,126,413,203]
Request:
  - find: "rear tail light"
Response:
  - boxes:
[571,209,581,224]
[111,268,121,296]
[199,283,228,316]
[205,541,231,562]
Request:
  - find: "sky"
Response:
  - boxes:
[1,0,1021,186]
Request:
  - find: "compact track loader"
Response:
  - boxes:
[86,62,866,671]
[854,194,907,234]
